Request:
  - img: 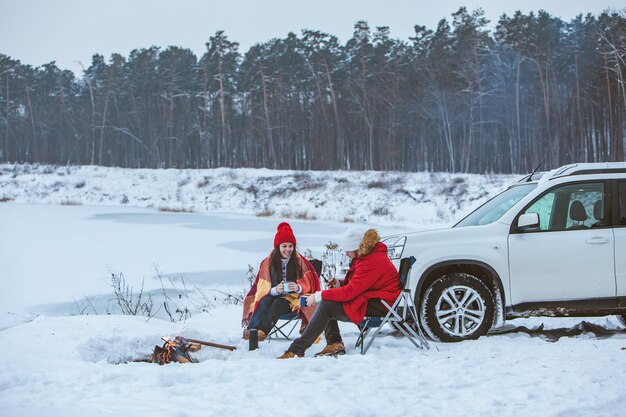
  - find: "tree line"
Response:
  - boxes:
[1,8,625,173]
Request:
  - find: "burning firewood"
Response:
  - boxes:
[149,336,237,365]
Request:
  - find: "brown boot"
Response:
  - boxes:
[314,342,346,357]
[258,330,267,342]
[277,350,303,359]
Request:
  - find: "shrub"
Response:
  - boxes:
[294,211,317,220]
[372,207,389,216]
[158,206,193,213]
[110,272,154,317]
[255,209,275,217]
[246,185,258,197]
[60,200,81,206]
[196,177,211,188]
[367,180,386,189]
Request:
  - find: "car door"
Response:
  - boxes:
[508,181,616,305]
[616,181,626,301]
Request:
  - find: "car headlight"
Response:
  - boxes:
[382,235,406,260]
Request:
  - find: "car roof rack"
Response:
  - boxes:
[539,162,626,183]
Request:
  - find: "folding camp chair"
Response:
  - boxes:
[268,258,323,340]
[268,311,300,339]
[355,256,429,354]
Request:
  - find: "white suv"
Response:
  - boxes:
[384,162,626,342]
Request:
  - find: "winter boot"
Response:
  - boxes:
[277,350,303,359]
[314,341,346,357]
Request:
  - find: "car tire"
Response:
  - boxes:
[420,273,495,342]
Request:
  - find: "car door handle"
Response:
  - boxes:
[585,237,610,245]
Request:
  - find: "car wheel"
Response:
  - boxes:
[420,273,495,342]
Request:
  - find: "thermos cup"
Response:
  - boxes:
[249,329,258,351]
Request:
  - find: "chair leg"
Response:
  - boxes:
[402,295,429,349]
[284,319,299,339]
[387,294,430,350]
[269,317,300,340]
[361,311,394,354]
[269,321,288,339]
[395,321,428,350]
[356,318,375,349]
[358,291,431,354]
[379,299,430,351]
[355,326,371,351]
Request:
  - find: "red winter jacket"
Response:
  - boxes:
[321,242,400,324]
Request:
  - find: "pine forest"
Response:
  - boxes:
[1,8,625,173]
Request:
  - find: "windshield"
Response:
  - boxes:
[454,184,536,227]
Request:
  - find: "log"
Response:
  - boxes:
[175,336,237,351]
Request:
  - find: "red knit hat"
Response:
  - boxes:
[274,222,297,247]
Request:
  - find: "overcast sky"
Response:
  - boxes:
[1,0,624,76]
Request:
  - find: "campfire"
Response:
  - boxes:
[148,336,237,365]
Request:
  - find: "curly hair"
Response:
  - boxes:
[358,229,380,256]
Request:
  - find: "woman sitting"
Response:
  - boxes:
[242,222,320,341]
[278,227,400,358]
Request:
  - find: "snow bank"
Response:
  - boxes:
[1,309,624,417]
[0,164,517,228]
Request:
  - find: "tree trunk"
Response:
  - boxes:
[260,68,277,168]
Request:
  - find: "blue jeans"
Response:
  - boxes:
[247,295,291,334]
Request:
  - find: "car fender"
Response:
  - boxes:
[399,222,511,304]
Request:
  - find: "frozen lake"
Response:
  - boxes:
[0,203,406,329]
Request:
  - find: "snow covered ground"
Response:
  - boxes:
[1,164,625,417]
[0,163,517,229]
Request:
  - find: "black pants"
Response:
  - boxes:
[248,296,292,334]
[287,300,346,355]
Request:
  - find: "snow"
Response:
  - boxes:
[0,163,517,228]
[1,164,625,417]
[0,203,367,329]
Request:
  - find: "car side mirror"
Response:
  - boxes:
[517,213,540,232]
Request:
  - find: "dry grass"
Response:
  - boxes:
[158,207,193,213]
[281,210,317,221]
[294,211,317,220]
[255,209,275,217]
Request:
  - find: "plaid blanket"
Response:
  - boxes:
[242,252,320,330]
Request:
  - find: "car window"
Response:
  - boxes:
[523,182,604,231]
[524,193,555,230]
[619,181,626,226]
[455,184,536,227]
